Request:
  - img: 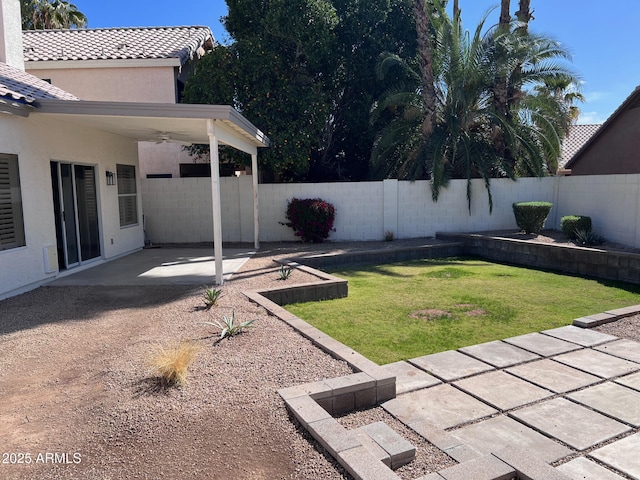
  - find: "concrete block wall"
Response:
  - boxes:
[140,173,640,248]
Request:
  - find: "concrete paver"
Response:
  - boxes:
[458,340,540,368]
[542,325,618,347]
[453,370,552,410]
[503,332,581,356]
[553,349,640,378]
[615,371,640,392]
[382,384,497,429]
[557,457,625,480]
[506,358,601,393]
[408,350,493,381]
[380,361,441,395]
[450,416,571,463]
[510,398,631,451]
[595,339,640,364]
[568,382,640,427]
[591,433,640,480]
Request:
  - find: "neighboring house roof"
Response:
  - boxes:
[559,124,601,169]
[0,62,78,105]
[22,26,214,65]
[565,86,640,170]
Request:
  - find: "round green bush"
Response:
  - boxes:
[512,202,553,234]
[561,215,592,240]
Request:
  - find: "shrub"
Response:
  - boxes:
[574,229,606,247]
[148,341,201,387]
[278,265,293,280]
[561,215,592,239]
[200,310,256,340]
[512,202,553,234]
[203,286,223,309]
[284,198,335,243]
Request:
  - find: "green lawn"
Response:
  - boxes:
[286,258,640,365]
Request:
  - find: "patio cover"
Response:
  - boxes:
[34,100,270,285]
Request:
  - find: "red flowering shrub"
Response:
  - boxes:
[284,198,336,243]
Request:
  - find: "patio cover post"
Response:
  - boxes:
[251,152,260,249]
[207,120,224,285]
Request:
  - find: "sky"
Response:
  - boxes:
[74,0,640,125]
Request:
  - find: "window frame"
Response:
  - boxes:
[116,164,138,227]
[0,154,26,252]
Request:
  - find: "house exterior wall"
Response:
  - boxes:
[0,113,143,299]
[569,108,640,175]
[141,174,640,248]
[25,65,178,103]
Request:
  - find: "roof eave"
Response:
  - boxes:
[35,99,270,148]
[565,86,640,169]
[25,58,182,70]
[0,98,34,117]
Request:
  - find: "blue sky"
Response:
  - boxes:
[74,0,640,125]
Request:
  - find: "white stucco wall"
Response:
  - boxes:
[0,113,143,299]
[141,174,640,248]
[25,65,178,103]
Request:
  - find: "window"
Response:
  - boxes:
[117,164,138,227]
[0,154,26,251]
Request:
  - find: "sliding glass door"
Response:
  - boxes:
[51,162,100,270]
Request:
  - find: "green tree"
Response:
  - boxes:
[183,0,417,181]
[372,4,578,211]
[21,0,87,29]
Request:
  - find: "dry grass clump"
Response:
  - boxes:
[148,340,201,387]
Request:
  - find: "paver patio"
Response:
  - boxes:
[591,433,640,480]
[374,335,640,478]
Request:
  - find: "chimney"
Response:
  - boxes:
[0,0,25,70]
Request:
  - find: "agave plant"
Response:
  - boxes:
[278,265,293,280]
[200,310,256,340]
[203,286,223,310]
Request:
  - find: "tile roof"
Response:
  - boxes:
[559,124,601,168]
[0,62,78,104]
[23,26,214,64]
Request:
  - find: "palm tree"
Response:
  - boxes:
[412,0,437,138]
[21,0,87,30]
[371,6,578,211]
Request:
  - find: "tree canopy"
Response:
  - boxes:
[182,0,417,181]
[21,0,87,30]
[371,1,581,211]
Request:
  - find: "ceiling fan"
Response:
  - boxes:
[153,132,192,146]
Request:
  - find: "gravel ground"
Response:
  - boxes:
[1,235,639,480]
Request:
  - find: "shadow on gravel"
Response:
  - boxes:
[0,285,199,335]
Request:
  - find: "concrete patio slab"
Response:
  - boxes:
[542,325,618,347]
[435,454,514,480]
[450,416,571,463]
[614,371,640,392]
[553,349,640,378]
[382,384,497,430]
[568,382,640,427]
[380,361,441,395]
[510,398,631,451]
[506,358,601,393]
[408,350,493,381]
[557,457,625,480]
[591,433,640,480]
[453,370,552,411]
[458,340,540,368]
[595,339,640,364]
[49,247,254,286]
[503,332,581,356]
